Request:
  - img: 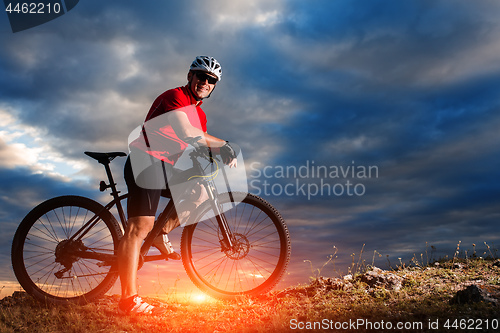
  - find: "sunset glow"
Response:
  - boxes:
[2,2,500,329]
[191,293,210,304]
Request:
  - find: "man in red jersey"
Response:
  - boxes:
[118,56,237,315]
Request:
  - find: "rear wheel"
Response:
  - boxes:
[181,192,291,299]
[11,196,122,305]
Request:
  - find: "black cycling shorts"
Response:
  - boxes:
[124,152,173,218]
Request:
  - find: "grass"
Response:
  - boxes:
[1,244,499,333]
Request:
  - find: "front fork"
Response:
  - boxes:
[204,181,235,251]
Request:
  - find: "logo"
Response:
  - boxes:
[4,0,79,33]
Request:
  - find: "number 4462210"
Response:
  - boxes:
[5,2,62,14]
[444,319,498,330]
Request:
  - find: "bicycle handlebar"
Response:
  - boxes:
[185,136,223,163]
[184,136,203,148]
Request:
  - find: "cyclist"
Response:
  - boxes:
[119,56,237,315]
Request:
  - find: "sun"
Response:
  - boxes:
[191,293,209,303]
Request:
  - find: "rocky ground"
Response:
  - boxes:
[1,258,499,332]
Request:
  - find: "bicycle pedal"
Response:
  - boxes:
[165,252,181,261]
[97,261,112,267]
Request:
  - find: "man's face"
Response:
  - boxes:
[188,71,217,100]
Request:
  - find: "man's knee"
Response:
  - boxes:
[192,184,208,205]
[126,216,155,239]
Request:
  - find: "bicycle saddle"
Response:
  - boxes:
[84,151,127,165]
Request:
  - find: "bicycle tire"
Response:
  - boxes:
[11,195,122,305]
[180,192,291,300]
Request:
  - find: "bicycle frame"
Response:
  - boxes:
[13,144,291,303]
[71,146,237,266]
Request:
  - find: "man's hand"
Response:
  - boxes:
[220,142,237,168]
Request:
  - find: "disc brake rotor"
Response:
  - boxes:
[224,233,250,260]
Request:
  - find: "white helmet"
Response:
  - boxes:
[190,56,222,81]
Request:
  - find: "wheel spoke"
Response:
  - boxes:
[183,193,290,298]
[13,196,121,303]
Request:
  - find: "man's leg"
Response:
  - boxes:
[161,183,209,233]
[118,215,155,299]
[161,213,180,235]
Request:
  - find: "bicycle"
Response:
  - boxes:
[11,139,291,305]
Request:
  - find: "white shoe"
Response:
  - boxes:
[152,234,181,260]
[118,295,166,316]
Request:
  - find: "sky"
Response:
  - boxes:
[1,0,499,299]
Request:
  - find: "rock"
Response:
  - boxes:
[310,276,348,293]
[450,285,499,306]
[358,267,403,291]
[0,291,30,307]
[273,276,351,299]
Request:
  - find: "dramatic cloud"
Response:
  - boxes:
[1,0,499,296]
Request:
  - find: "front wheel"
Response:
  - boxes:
[11,196,122,305]
[180,192,291,300]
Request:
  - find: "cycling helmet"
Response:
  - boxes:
[190,56,222,81]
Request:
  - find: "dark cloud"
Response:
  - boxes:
[1,0,500,290]
[0,166,101,282]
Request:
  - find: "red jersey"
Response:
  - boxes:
[130,85,207,165]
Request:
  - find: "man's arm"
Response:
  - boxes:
[166,111,237,167]
[166,111,224,147]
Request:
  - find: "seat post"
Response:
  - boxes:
[102,162,128,225]
[102,162,120,199]
[84,151,128,224]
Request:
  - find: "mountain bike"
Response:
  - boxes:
[11,139,291,305]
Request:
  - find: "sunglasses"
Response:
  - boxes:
[195,72,218,84]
